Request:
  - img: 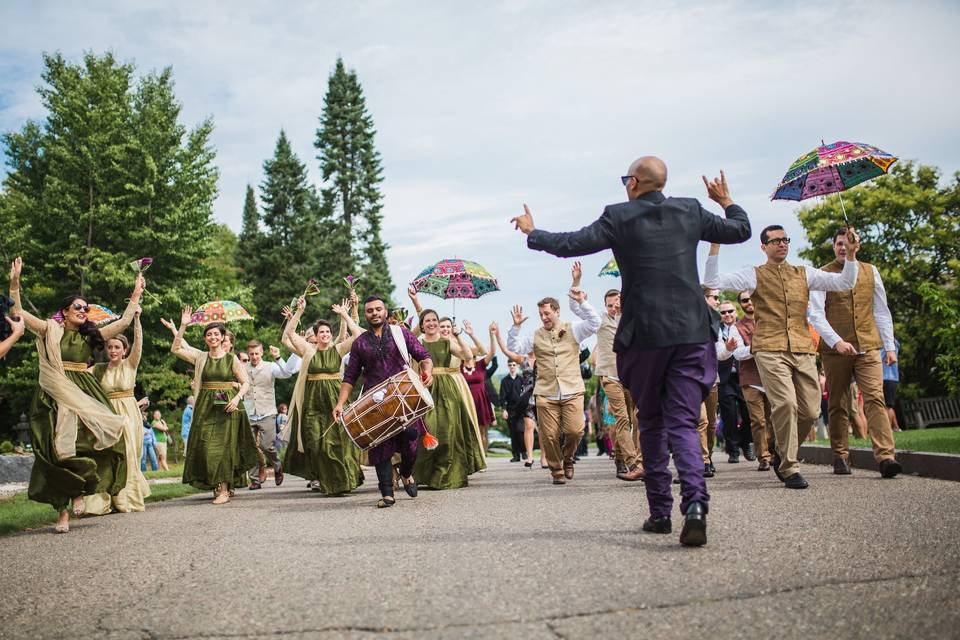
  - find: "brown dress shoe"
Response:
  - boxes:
[615,460,628,476]
[257,466,268,483]
[619,466,645,481]
[552,476,566,485]
[757,459,770,471]
[563,464,575,480]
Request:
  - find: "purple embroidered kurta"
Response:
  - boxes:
[343,326,432,465]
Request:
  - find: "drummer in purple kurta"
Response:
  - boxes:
[335,295,433,508]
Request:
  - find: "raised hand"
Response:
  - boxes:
[9,257,22,289]
[568,288,587,304]
[702,170,733,209]
[159,317,177,335]
[349,289,359,308]
[133,303,143,318]
[463,319,474,335]
[725,336,738,352]
[281,306,293,320]
[511,305,528,327]
[571,261,582,287]
[132,273,146,302]
[331,299,349,317]
[5,315,25,339]
[407,284,418,300]
[489,321,499,335]
[269,345,281,360]
[845,226,861,259]
[180,305,193,328]
[511,204,535,235]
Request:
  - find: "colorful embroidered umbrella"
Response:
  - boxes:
[190,300,253,325]
[771,141,898,219]
[52,303,119,326]
[411,259,500,320]
[599,257,620,278]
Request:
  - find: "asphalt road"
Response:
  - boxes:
[1,455,958,639]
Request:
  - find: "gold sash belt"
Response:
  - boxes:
[107,389,135,400]
[201,382,235,391]
[432,367,460,374]
[307,373,340,381]
[62,361,88,372]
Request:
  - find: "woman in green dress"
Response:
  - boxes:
[282,296,364,494]
[411,308,477,489]
[9,257,144,533]
[167,305,259,504]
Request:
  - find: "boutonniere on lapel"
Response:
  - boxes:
[552,328,566,342]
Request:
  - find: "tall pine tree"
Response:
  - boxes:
[315,57,394,301]
[237,183,262,281]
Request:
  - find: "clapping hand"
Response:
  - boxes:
[702,170,733,209]
[511,305,528,327]
[511,204,535,235]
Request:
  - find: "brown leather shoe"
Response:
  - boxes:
[563,464,575,480]
[757,459,770,471]
[619,465,645,481]
[274,464,284,486]
[552,476,566,485]
[615,460,628,475]
[257,466,268,483]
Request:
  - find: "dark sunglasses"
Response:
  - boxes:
[620,175,635,186]
[738,297,751,304]
[720,309,736,315]
[763,237,791,246]
[71,303,90,313]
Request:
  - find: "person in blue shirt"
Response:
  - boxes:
[880,341,901,432]
[181,395,194,455]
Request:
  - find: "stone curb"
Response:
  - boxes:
[799,444,960,482]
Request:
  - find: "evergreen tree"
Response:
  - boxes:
[237,183,262,282]
[315,57,394,301]
[0,52,249,428]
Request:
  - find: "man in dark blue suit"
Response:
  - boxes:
[511,157,751,546]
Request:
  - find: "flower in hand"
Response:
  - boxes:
[213,391,229,406]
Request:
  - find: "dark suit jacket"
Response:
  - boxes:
[527,191,750,352]
[499,373,524,416]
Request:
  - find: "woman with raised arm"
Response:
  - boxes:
[460,319,496,450]
[84,306,152,514]
[166,306,258,504]
[492,322,541,468]
[282,297,364,495]
[9,257,144,533]
[412,308,483,489]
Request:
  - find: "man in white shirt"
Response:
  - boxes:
[244,340,300,490]
[703,225,859,489]
[808,228,901,478]
[507,263,602,484]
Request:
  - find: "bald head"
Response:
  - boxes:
[626,156,668,195]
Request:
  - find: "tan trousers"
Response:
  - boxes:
[742,386,773,462]
[535,394,585,478]
[823,350,896,462]
[755,351,821,478]
[696,384,719,464]
[601,378,642,468]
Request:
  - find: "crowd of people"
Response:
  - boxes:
[2,155,904,546]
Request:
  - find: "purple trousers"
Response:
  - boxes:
[618,342,716,518]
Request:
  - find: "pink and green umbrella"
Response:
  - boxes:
[771,141,897,203]
[52,303,119,326]
[411,259,500,319]
[191,300,253,325]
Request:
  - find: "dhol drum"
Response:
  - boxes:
[340,367,434,451]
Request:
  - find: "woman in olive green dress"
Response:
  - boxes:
[9,257,144,533]
[411,309,476,489]
[282,296,363,494]
[168,306,259,504]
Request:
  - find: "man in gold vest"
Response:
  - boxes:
[507,267,601,484]
[809,228,901,478]
[595,288,644,481]
[704,225,859,489]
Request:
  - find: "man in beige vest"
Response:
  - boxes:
[243,340,300,489]
[507,264,601,484]
[595,288,644,481]
[734,290,774,471]
[704,224,859,489]
[809,228,901,478]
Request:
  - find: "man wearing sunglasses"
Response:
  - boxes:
[704,225,860,489]
[511,157,751,547]
[808,228,901,478]
[733,291,774,471]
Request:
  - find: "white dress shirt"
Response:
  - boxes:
[807,262,896,351]
[703,255,859,294]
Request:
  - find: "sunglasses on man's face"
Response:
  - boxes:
[720,309,736,315]
[71,303,90,313]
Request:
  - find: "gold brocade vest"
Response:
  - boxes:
[751,262,816,354]
[817,260,882,353]
[533,321,584,397]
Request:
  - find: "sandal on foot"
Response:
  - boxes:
[212,492,231,505]
[377,497,396,508]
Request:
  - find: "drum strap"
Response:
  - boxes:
[389,324,409,364]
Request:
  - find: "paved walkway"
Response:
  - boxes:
[1,456,958,639]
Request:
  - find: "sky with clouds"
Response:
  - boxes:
[2,0,959,358]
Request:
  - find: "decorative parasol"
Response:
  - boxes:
[52,303,120,326]
[771,140,898,220]
[410,258,500,320]
[190,300,253,325]
[599,257,619,278]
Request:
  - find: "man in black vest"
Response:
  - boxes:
[511,157,751,546]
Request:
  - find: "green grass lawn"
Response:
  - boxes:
[0,483,200,536]
[143,462,184,480]
[813,426,960,455]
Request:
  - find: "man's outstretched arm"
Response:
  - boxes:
[512,204,615,258]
